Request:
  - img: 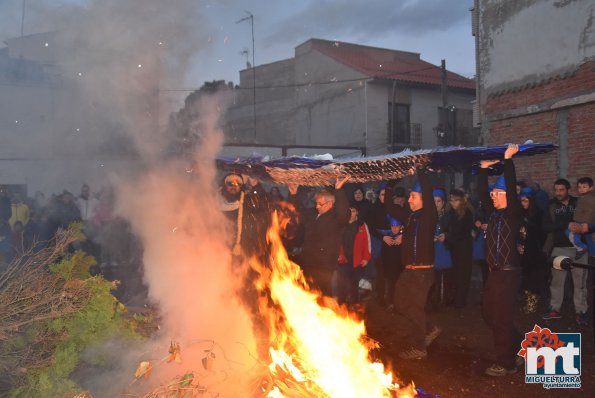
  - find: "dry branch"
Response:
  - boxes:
[0,228,91,378]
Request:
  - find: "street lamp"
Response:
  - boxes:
[236,11,256,142]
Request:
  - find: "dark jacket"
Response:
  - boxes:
[519,207,546,268]
[575,190,595,225]
[295,189,350,270]
[385,169,438,266]
[542,196,577,250]
[0,195,10,223]
[242,183,270,255]
[351,198,372,224]
[478,159,522,270]
[446,208,474,244]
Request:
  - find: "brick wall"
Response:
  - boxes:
[485,62,595,115]
[484,62,595,196]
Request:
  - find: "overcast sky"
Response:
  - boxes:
[0,0,475,89]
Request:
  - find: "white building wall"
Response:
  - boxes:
[410,88,440,149]
[478,0,595,95]
[293,49,367,149]
[224,39,476,159]
[0,33,151,195]
[365,82,389,155]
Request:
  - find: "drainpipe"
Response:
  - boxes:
[557,109,569,178]
[364,80,368,153]
[390,80,396,152]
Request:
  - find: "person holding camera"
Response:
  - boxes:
[541,178,587,325]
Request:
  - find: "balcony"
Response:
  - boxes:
[387,122,422,152]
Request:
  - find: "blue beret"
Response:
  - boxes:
[519,187,535,198]
[432,188,446,200]
[387,215,402,227]
[493,175,506,191]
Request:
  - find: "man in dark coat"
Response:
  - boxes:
[384,167,439,360]
[478,144,524,377]
[288,176,351,296]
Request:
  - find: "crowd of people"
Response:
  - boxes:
[0,184,136,276]
[219,144,594,378]
[1,147,592,378]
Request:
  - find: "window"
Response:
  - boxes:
[437,106,457,146]
[388,103,410,145]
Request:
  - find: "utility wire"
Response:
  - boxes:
[160,65,473,92]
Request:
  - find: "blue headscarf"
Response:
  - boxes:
[432,188,446,200]
[411,182,422,193]
[519,187,535,199]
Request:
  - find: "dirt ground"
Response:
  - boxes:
[115,263,594,398]
[363,267,594,398]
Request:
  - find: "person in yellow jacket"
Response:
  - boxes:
[8,192,29,230]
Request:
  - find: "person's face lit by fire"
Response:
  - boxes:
[224,176,243,195]
[434,196,445,212]
[520,196,530,210]
[393,195,406,207]
[315,192,334,216]
[349,207,358,223]
[577,183,592,195]
[390,224,401,235]
[553,184,569,202]
[449,195,463,210]
[490,189,507,209]
[378,189,385,204]
[408,191,423,212]
[353,189,364,202]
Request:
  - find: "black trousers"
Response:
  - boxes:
[482,268,522,369]
[375,257,387,305]
[394,268,435,350]
[307,267,335,297]
[447,238,473,307]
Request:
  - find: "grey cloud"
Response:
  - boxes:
[262,0,472,48]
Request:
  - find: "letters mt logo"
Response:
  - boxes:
[519,324,581,389]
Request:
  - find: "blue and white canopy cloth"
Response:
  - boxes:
[216,143,556,186]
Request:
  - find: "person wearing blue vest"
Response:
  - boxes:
[478,144,524,377]
[375,214,404,312]
[384,167,440,359]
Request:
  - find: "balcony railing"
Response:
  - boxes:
[387,122,422,152]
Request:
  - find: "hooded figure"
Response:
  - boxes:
[218,173,269,257]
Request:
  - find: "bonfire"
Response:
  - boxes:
[132,211,430,398]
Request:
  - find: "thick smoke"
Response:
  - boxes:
[111,98,259,397]
[2,0,261,396]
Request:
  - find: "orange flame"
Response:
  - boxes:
[253,211,416,398]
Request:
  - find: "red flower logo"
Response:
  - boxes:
[518,325,565,369]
